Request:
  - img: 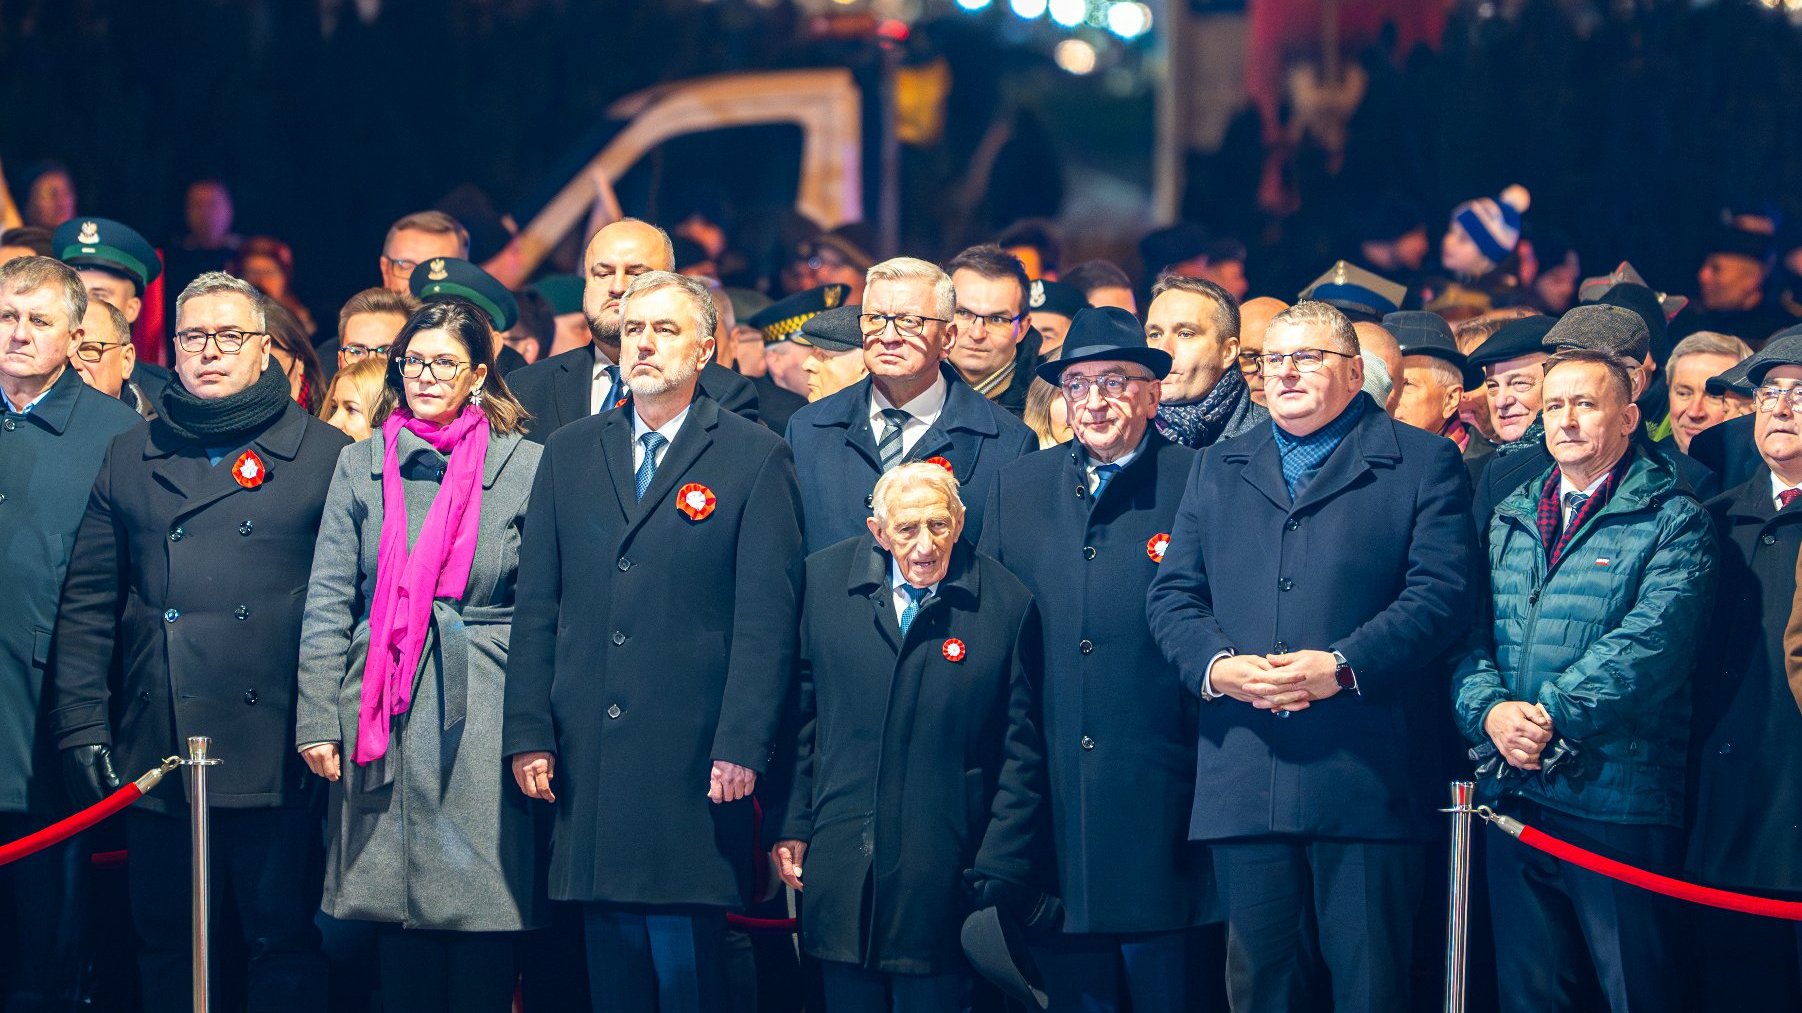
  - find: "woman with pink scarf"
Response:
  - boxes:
[296,299,544,1012]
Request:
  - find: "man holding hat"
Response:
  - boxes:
[1385,310,1492,478]
[980,307,1212,1012]
[1685,343,1802,1012]
[1027,278,1087,363]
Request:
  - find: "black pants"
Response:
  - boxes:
[1211,838,1424,1013]
[0,813,88,1013]
[376,924,518,1013]
[817,960,966,1013]
[126,807,324,1013]
[1685,904,1802,1013]
[582,904,728,1013]
[1485,804,1682,1013]
[1031,927,1195,1013]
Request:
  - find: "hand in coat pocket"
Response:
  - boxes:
[512,751,557,802]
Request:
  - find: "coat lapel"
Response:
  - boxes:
[623,396,720,539]
[849,535,903,653]
[151,405,310,521]
[1287,403,1396,515]
[1231,427,1291,512]
[600,410,638,525]
[554,345,598,426]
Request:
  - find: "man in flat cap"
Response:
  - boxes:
[981,307,1212,1011]
[508,219,758,444]
[793,305,869,404]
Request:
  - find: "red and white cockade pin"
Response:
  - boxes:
[232,450,267,490]
[676,482,717,522]
[925,456,954,475]
[941,638,967,663]
[615,397,629,409]
[1146,532,1171,563]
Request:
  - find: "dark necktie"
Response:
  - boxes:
[1562,491,1589,527]
[877,408,910,472]
[635,432,666,501]
[1092,463,1122,497]
[899,584,930,636]
[598,364,622,414]
[1781,488,1800,510]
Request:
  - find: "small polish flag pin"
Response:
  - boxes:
[941,638,967,663]
[676,482,717,522]
[232,450,267,490]
[1594,558,1611,567]
[1147,533,1171,563]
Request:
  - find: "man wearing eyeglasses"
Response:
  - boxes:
[786,256,1036,554]
[1688,339,1802,1011]
[332,287,416,374]
[0,256,142,1012]
[978,307,1212,1012]
[946,245,1041,417]
[72,298,159,419]
[1149,300,1477,1013]
[51,271,345,1012]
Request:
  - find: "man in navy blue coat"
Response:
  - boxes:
[785,256,1036,553]
[505,271,803,1013]
[979,307,1211,1012]
[1148,300,1477,1013]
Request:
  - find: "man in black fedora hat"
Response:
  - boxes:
[980,306,1213,1011]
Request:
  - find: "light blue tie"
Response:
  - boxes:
[898,584,930,636]
[1092,463,1122,497]
[635,431,666,501]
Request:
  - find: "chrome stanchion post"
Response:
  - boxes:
[187,736,221,1013]
[1444,781,1476,1013]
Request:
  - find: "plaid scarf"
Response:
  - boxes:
[1534,454,1631,569]
[1272,396,1365,500]
[1156,367,1254,448]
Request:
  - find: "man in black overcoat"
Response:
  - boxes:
[772,462,1049,1012]
[50,272,344,1012]
[1147,300,1477,1013]
[505,271,802,1013]
[0,257,142,1010]
[785,256,1035,553]
[1685,351,1802,1010]
[510,219,756,444]
[978,307,1210,1011]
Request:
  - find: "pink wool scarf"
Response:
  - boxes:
[355,405,490,764]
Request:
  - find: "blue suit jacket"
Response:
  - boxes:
[1147,395,1477,842]
[785,365,1036,553]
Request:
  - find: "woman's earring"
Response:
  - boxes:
[470,385,486,407]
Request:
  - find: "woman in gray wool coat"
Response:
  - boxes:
[297,299,544,1012]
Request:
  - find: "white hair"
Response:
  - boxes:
[865,257,955,320]
[870,462,965,524]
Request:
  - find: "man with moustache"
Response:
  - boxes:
[1144,274,1266,449]
[509,219,757,443]
[52,271,345,1011]
[786,257,1035,553]
[1453,348,1713,1013]
[0,257,142,1011]
[1149,300,1475,1013]
[506,270,802,1013]
[1688,343,1802,1011]
[980,307,1210,1011]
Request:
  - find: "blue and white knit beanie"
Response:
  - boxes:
[1452,184,1532,266]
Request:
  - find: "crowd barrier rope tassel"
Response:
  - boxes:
[1443,781,1802,1012]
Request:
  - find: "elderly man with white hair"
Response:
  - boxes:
[773,462,1050,1013]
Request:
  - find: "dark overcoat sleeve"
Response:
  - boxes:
[972,602,1049,890]
[48,438,129,749]
[1146,452,1236,696]
[502,438,562,758]
[712,440,804,773]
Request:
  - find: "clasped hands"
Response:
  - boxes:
[1209,649,1343,713]
[1483,700,1555,771]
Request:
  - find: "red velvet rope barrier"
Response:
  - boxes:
[725,913,798,933]
[1490,811,1802,921]
[0,758,178,868]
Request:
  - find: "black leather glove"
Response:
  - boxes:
[63,744,123,807]
[965,872,1065,933]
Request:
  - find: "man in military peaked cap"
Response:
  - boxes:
[408,256,529,376]
[1299,260,1407,324]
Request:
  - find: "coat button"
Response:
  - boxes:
[239,521,253,536]
[1079,639,1094,654]
[1080,735,1096,751]
[2,419,14,431]
[138,690,151,702]
[864,494,874,509]
[607,704,622,719]
[1718,742,1732,755]
[243,689,258,705]
[1278,578,1293,592]
[1762,533,1778,546]
[1285,518,1300,532]
[163,608,180,623]
[1074,486,1086,499]
[234,605,250,621]
[617,557,631,571]
[1274,641,1289,653]
[611,631,627,646]
[169,528,185,542]
[1082,546,1096,560]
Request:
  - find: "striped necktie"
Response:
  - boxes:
[635,432,666,501]
[877,408,911,472]
[899,584,930,636]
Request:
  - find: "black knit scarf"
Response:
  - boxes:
[1156,367,1250,449]
[158,363,292,444]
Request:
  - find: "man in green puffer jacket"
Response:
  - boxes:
[1453,346,1716,1013]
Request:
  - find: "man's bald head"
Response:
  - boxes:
[1353,320,1404,413]
[584,218,677,357]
